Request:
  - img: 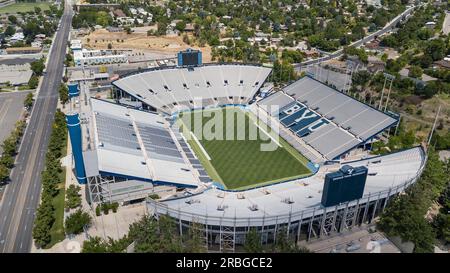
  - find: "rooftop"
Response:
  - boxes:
[87,99,201,187]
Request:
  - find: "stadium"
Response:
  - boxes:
[67,49,427,251]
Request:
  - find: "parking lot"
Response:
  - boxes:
[0,91,30,153]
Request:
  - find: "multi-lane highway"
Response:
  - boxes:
[295,5,417,68]
[0,1,72,253]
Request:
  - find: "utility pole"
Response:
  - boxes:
[427,105,441,145]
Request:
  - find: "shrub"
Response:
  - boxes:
[148,193,160,200]
[65,209,92,235]
[111,202,119,213]
[101,203,110,215]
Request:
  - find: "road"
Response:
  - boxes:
[294,5,417,68]
[0,1,72,253]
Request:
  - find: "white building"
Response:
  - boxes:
[31,41,42,48]
[70,40,82,51]
[425,21,436,29]
[137,7,148,16]
[129,8,137,16]
[73,49,128,67]
[9,32,24,43]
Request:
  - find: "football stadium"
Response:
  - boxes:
[67,49,427,251]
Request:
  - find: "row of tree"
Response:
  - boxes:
[377,149,449,252]
[27,58,45,89]
[0,120,27,184]
[32,109,68,248]
[82,214,309,253]
[0,93,32,183]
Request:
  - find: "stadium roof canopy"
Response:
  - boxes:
[112,64,272,114]
[87,99,199,187]
[258,77,398,160]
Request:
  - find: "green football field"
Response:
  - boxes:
[178,107,311,190]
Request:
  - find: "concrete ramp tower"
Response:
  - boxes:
[66,112,86,184]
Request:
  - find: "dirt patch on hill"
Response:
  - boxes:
[82,29,212,62]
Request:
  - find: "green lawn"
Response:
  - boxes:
[178,107,311,190]
[45,155,67,248]
[46,181,65,248]
[0,2,51,14]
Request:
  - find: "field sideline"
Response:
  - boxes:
[178,107,311,190]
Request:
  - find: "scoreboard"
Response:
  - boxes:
[321,165,368,207]
[177,49,202,67]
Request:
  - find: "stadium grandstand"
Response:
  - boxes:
[258,77,398,161]
[148,146,426,250]
[66,50,427,250]
[112,63,271,113]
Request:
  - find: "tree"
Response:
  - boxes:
[434,213,450,244]
[1,137,17,157]
[184,222,206,253]
[95,11,112,27]
[272,60,296,84]
[0,154,14,168]
[157,22,167,36]
[82,236,131,253]
[0,164,10,183]
[82,236,109,253]
[408,66,423,79]
[28,75,39,89]
[378,150,447,253]
[271,227,310,253]
[32,197,55,248]
[5,26,16,37]
[175,21,186,32]
[24,92,34,108]
[8,15,17,24]
[30,59,45,76]
[128,215,160,253]
[65,184,81,209]
[244,228,263,253]
[425,39,446,62]
[352,70,371,92]
[65,209,91,235]
[59,84,69,104]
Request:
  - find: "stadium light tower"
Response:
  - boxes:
[383,73,395,112]
[379,73,394,111]
[378,73,393,110]
[427,105,441,145]
[343,62,353,93]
